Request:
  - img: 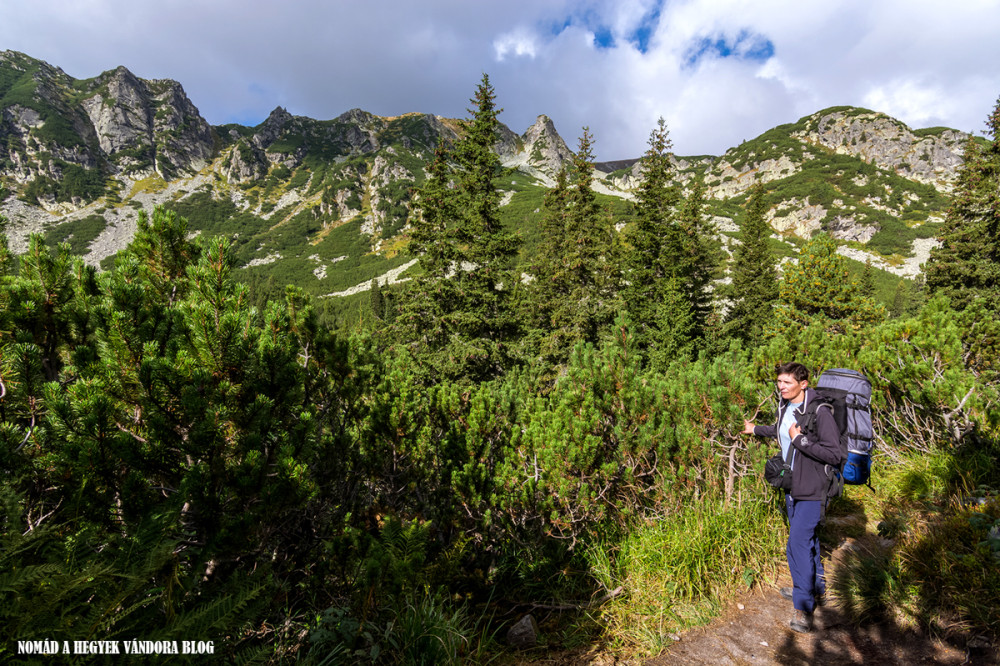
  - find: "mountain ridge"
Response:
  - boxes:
[0,50,970,297]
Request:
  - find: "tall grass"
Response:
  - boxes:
[589,480,787,656]
[305,590,503,666]
[829,444,1000,641]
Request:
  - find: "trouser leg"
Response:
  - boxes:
[786,496,824,613]
[815,523,826,597]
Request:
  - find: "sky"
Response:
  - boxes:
[3,0,999,160]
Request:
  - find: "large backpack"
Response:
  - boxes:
[814,368,874,489]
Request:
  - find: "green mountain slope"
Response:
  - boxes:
[0,50,971,309]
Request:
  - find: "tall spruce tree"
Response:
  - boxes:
[860,259,877,299]
[392,140,456,354]
[925,95,1000,311]
[889,279,909,319]
[625,118,686,361]
[392,74,521,382]
[410,139,459,282]
[723,183,778,346]
[539,128,619,365]
[648,276,695,369]
[525,165,570,352]
[676,176,724,341]
[368,278,385,321]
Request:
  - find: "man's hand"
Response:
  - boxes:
[788,422,801,439]
[742,420,756,435]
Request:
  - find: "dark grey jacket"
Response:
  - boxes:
[754,387,845,500]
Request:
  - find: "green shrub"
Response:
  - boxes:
[43,214,107,255]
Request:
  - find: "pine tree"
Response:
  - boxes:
[525,165,570,350]
[925,95,1000,311]
[889,279,909,319]
[7,234,97,382]
[369,278,385,321]
[771,233,885,334]
[392,140,457,357]
[860,259,876,299]
[128,206,200,305]
[630,117,681,285]
[648,276,695,370]
[450,74,523,381]
[409,140,458,282]
[723,184,778,346]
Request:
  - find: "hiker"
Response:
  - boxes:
[742,361,844,633]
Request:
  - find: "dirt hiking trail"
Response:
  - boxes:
[517,581,998,665]
[647,581,997,665]
[513,533,999,666]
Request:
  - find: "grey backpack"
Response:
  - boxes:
[814,368,874,488]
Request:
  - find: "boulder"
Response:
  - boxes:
[506,613,538,649]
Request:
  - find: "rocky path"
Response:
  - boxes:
[512,533,998,666]
[646,583,996,666]
[514,584,996,666]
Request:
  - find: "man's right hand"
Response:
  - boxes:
[742,420,756,435]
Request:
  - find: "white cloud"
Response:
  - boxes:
[863,80,958,128]
[1,0,998,157]
[494,27,540,61]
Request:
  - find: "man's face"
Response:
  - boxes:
[776,373,808,403]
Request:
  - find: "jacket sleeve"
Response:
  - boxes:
[753,424,777,438]
[791,404,843,465]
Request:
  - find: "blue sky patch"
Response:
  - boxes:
[629,0,663,53]
[684,29,775,68]
[593,26,615,49]
[545,10,622,50]
[543,2,664,53]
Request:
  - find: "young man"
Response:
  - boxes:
[742,362,844,633]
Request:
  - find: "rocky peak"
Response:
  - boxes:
[0,53,215,185]
[336,108,375,125]
[79,65,213,178]
[81,66,154,156]
[263,106,293,127]
[522,114,574,171]
[252,106,294,148]
[797,108,967,190]
[497,114,572,182]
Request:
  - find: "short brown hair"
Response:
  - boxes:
[775,361,809,382]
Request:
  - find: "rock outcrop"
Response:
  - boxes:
[0,50,214,186]
[498,114,574,184]
[80,66,214,178]
[799,109,967,191]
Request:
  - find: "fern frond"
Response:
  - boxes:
[166,581,264,638]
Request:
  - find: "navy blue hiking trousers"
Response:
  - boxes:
[785,495,825,613]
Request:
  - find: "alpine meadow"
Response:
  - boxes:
[1,49,1000,663]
